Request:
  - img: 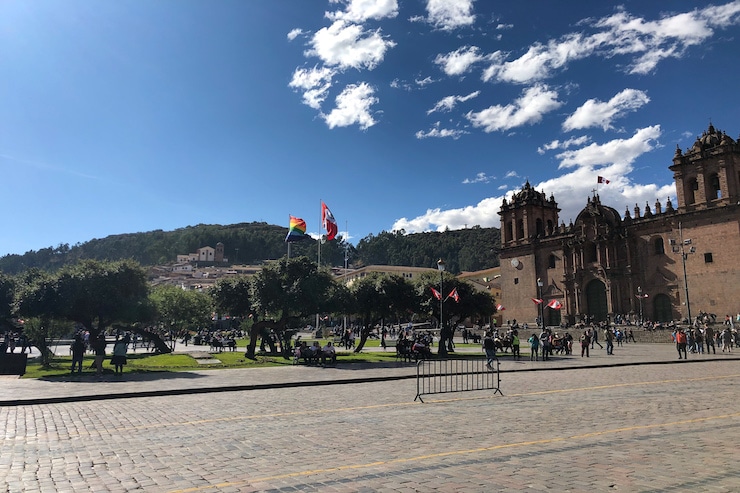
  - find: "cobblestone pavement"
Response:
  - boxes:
[1,344,740,492]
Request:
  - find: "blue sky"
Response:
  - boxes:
[2,1,740,258]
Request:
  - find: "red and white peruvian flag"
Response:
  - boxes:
[531,298,543,305]
[430,287,442,300]
[448,288,460,303]
[597,176,610,184]
[496,304,505,311]
[547,299,563,310]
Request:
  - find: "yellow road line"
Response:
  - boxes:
[168,410,740,493]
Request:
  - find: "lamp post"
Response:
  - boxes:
[537,278,544,329]
[637,286,644,326]
[677,222,693,325]
[437,258,445,329]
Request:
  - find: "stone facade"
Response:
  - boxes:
[498,124,740,326]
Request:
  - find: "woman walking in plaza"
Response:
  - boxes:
[111,334,129,375]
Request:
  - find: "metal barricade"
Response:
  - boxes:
[415,357,502,402]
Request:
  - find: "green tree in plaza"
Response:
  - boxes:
[14,269,71,367]
[416,272,496,357]
[0,272,15,331]
[350,273,420,352]
[53,259,150,339]
[149,285,212,347]
[210,276,252,324]
[247,256,338,359]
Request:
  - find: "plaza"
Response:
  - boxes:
[1,344,739,492]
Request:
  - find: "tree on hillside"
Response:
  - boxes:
[350,274,419,352]
[247,257,338,359]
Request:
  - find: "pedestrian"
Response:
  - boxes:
[604,327,614,355]
[92,333,107,376]
[511,330,520,360]
[627,329,636,343]
[482,331,497,368]
[721,327,733,353]
[71,334,86,374]
[676,328,688,359]
[528,333,540,361]
[705,325,716,354]
[580,330,591,357]
[591,327,603,349]
[540,328,551,361]
[111,335,129,375]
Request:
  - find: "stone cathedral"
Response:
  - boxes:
[498,123,740,326]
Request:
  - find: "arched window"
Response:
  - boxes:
[687,177,698,204]
[548,254,556,269]
[546,219,554,236]
[517,219,525,240]
[584,242,598,263]
[709,173,721,200]
[535,218,544,237]
[653,237,665,255]
[505,221,513,242]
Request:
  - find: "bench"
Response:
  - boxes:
[293,347,338,366]
[380,338,397,350]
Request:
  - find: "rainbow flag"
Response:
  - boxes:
[285,216,308,242]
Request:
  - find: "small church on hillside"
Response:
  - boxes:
[498,123,740,326]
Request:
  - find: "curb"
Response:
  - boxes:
[2,356,738,407]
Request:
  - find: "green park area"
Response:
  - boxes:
[20,338,488,379]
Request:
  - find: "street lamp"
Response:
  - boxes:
[675,222,694,325]
[537,278,544,328]
[437,259,446,337]
[637,286,644,326]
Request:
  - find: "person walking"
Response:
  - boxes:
[705,325,716,354]
[482,331,497,369]
[92,333,107,376]
[676,328,688,359]
[591,327,603,349]
[528,333,540,361]
[604,327,614,355]
[511,330,520,360]
[70,334,86,374]
[580,330,591,357]
[111,335,129,375]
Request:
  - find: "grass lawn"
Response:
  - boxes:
[22,341,491,379]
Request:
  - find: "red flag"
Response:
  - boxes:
[597,176,610,184]
[496,304,505,311]
[448,288,460,302]
[321,201,338,241]
[430,287,442,300]
[547,299,562,310]
[531,298,543,305]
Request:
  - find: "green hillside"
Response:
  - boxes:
[0,223,500,275]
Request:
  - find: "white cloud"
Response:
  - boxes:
[504,171,519,178]
[462,172,494,184]
[287,28,304,41]
[415,121,467,139]
[425,0,476,31]
[434,46,490,76]
[466,84,563,132]
[427,91,480,114]
[322,82,379,130]
[326,0,399,23]
[307,20,396,70]
[415,76,435,87]
[563,89,650,131]
[480,3,740,85]
[537,135,591,154]
[289,66,336,109]
[393,126,676,231]
[556,125,661,169]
